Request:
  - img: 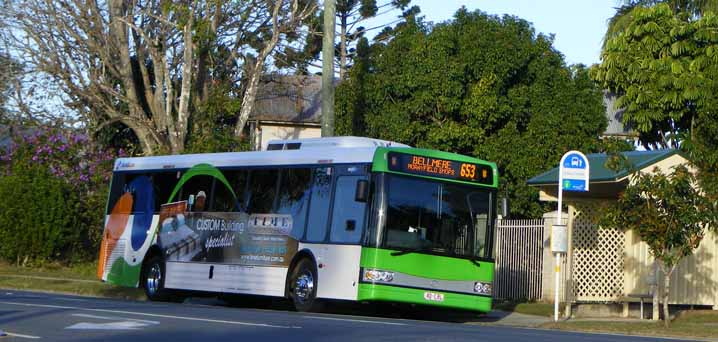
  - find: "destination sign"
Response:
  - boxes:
[387,152,493,185]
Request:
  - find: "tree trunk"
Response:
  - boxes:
[233,1,284,138]
[124,119,159,155]
[652,262,659,321]
[339,14,347,80]
[174,5,195,154]
[659,262,675,328]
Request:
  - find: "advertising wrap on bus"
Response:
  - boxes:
[157,201,297,266]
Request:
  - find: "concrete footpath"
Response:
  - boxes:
[472,310,552,327]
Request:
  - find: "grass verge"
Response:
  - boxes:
[493,302,556,317]
[0,261,144,300]
[541,310,718,340]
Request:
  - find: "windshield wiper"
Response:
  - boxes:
[390,249,419,256]
[390,246,431,256]
[470,258,481,268]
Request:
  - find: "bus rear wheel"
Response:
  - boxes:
[143,256,171,302]
[289,259,324,312]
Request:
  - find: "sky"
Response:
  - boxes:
[367,0,619,66]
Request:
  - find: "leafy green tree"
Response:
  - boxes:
[337,9,607,217]
[603,164,717,326]
[594,4,718,149]
[594,4,718,209]
[604,0,718,45]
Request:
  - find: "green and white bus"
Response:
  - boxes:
[98,137,497,312]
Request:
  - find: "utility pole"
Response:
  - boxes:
[321,0,336,137]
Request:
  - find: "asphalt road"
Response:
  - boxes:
[0,290,671,341]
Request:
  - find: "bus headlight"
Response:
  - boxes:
[363,269,394,283]
[473,281,492,295]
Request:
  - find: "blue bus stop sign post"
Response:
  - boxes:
[554,151,589,322]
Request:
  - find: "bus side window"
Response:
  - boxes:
[305,167,333,242]
[210,169,244,212]
[152,172,180,212]
[329,175,367,244]
[276,168,312,240]
[106,173,127,215]
[246,169,279,214]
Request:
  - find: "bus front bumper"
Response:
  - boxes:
[357,283,492,313]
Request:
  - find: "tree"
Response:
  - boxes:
[604,0,718,45]
[0,52,22,121]
[334,0,410,79]
[336,9,607,217]
[593,4,718,200]
[603,163,716,326]
[3,0,318,155]
[594,5,718,148]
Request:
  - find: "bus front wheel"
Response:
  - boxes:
[289,259,324,312]
[143,256,171,302]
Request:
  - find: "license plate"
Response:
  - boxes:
[423,291,444,302]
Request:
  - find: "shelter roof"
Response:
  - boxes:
[527,149,682,186]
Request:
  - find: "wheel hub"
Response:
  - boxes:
[146,263,162,296]
[293,271,314,303]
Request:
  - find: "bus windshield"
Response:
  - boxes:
[380,174,494,259]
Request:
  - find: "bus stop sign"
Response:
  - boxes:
[559,151,589,192]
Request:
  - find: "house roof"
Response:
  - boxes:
[527,149,681,186]
[250,75,322,124]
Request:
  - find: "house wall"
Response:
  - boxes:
[636,154,693,176]
[624,229,718,307]
[540,196,718,308]
[256,124,321,150]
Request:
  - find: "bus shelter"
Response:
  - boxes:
[527,149,718,315]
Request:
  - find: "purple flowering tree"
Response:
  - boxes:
[0,126,123,263]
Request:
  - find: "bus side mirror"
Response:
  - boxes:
[355,180,369,202]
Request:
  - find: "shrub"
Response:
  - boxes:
[0,126,119,264]
[0,166,82,264]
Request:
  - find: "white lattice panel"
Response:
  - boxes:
[571,205,625,302]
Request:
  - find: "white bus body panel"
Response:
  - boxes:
[100,214,159,284]
[300,243,362,301]
[165,262,288,297]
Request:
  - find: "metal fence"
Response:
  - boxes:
[494,219,545,301]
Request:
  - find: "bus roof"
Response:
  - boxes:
[113,137,410,172]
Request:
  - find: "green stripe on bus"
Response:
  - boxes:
[167,163,237,203]
[357,283,492,312]
[360,247,494,281]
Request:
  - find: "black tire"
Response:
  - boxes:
[142,255,172,302]
[288,258,324,312]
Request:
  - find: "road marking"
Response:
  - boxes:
[55,298,90,302]
[66,321,152,330]
[71,313,160,324]
[304,315,407,326]
[3,331,41,339]
[0,301,299,329]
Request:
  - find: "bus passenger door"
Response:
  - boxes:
[316,171,368,301]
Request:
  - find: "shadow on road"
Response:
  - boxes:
[191,292,493,324]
